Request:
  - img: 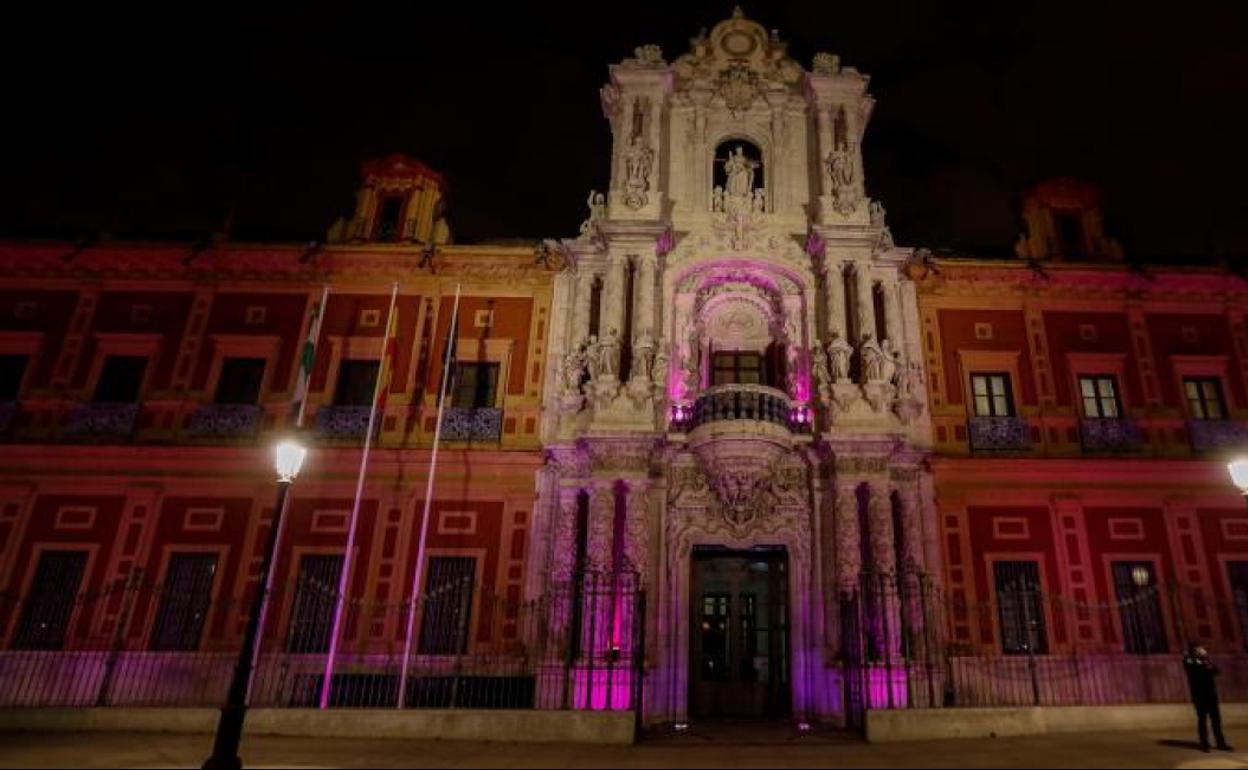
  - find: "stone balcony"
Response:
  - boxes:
[968,416,1032,452]
[1188,420,1248,455]
[63,402,140,439]
[185,404,264,440]
[684,384,803,434]
[1080,418,1144,454]
[440,408,504,443]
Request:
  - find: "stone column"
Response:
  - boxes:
[816,106,834,199]
[842,101,866,202]
[603,252,629,375]
[881,279,902,349]
[854,262,877,344]
[622,481,650,581]
[866,483,901,662]
[573,269,595,347]
[551,489,582,583]
[635,252,657,338]
[587,484,617,573]
[834,481,862,590]
[825,260,847,342]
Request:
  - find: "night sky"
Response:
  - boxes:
[3,2,1246,261]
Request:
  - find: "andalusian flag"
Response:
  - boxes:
[292,286,329,428]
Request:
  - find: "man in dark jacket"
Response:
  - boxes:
[1184,644,1233,753]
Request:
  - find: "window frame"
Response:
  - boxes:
[148,552,219,652]
[92,355,150,404]
[285,553,344,654]
[333,359,381,407]
[970,372,1016,418]
[1079,374,1123,419]
[418,556,477,656]
[711,351,766,388]
[1184,376,1228,422]
[213,357,267,406]
[1110,560,1169,656]
[451,362,501,410]
[11,550,89,651]
[992,559,1049,656]
[0,353,30,401]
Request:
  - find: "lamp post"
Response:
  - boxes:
[1229,459,1248,512]
[203,439,307,770]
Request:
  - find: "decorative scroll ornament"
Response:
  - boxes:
[812,52,841,75]
[718,61,759,116]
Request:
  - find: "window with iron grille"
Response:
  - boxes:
[0,355,28,401]
[418,556,476,655]
[452,363,499,410]
[12,551,88,650]
[971,373,1015,417]
[334,361,379,407]
[286,554,343,654]
[1229,562,1248,653]
[94,356,148,403]
[993,560,1048,655]
[1185,377,1227,421]
[214,358,266,405]
[1112,561,1168,655]
[149,553,217,652]
[1079,375,1121,419]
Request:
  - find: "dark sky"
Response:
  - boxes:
[3,2,1246,261]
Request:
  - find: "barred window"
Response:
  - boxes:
[1229,562,1248,653]
[418,557,476,655]
[1112,561,1168,655]
[286,554,343,654]
[993,560,1048,655]
[149,553,217,652]
[12,551,88,651]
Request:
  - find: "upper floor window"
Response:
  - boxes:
[452,362,500,410]
[94,356,147,403]
[1079,375,1121,419]
[334,360,380,407]
[971,373,1014,418]
[0,354,28,401]
[374,195,405,242]
[1184,377,1227,421]
[712,352,764,387]
[214,358,266,405]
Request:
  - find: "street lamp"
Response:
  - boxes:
[1229,458,1248,508]
[203,439,306,770]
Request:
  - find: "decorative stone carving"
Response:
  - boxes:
[579,190,606,238]
[632,332,656,383]
[812,341,833,402]
[623,483,651,577]
[559,341,589,409]
[587,487,616,571]
[623,136,655,210]
[595,328,622,381]
[551,493,581,582]
[826,144,860,215]
[834,482,862,588]
[626,44,667,68]
[827,335,853,384]
[587,439,656,475]
[860,334,885,383]
[812,52,841,75]
[869,200,895,250]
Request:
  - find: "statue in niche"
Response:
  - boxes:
[712,186,725,213]
[585,335,602,379]
[652,343,669,389]
[861,333,885,383]
[579,190,606,237]
[623,136,655,210]
[812,341,833,399]
[827,142,859,215]
[753,187,766,214]
[597,328,622,380]
[827,335,853,383]
[560,341,589,395]
[633,331,656,382]
[880,338,899,386]
[723,146,759,201]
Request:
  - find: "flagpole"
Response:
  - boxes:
[246,284,329,704]
[398,282,461,708]
[320,281,399,709]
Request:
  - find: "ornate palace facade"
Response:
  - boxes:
[2,8,1247,730]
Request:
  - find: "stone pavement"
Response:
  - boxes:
[3,724,1248,769]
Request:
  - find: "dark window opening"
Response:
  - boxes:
[215,358,266,405]
[712,351,765,387]
[12,551,88,651]
[287,554,343,654]
[1229,562,1248,653]
[94,356,147,403]
[418,556,476,655]
[971,373,1015,417]
[452,362,500,410]
[1185,377,1227,421]
[150,553,217,652]
[334,360,380,407]
[588,276,603,340]
[1080,375,1121,419]
[620,260,636,383]
[994,560,1048,655]
[872,284,888,344]
[1054,210,1086,258]
[0,354,28,401]
[375,195,405,242]
[1112,561,1168,655]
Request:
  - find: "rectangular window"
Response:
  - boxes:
[1111,561,1168,655]
[712,352,764,387]
[1079,375,1121,419]
[334,360,380,407]
[214,358,266,405]
[451,363,500,410]
[993,560,1048,655]
[149,553,217,652]
[94,355,148,403]
[418,556,476,655]
[699,593,731,682]
[1229,562,1248,653]
[375,195,405,242]
[0,354,28,401]
[12,551,88,651]
[971,373,1014,418]
[1054,210,1086,257]
[1185,377,1227,421]
[286,554,343,654]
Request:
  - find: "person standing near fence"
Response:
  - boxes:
[1184,644,1234,753]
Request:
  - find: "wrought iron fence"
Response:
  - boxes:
[0,568,645,715]
[840,568,1248,724]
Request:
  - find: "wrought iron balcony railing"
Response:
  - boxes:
[684,384,804,433]
[64,403,140,438]
[440,408,504,442]
[1189,420,1248,454]
[314,405,375,441]
[1080,418,1144,454]
[0,401,17,437]
[968,415,1032,452]
[186,404,264,439]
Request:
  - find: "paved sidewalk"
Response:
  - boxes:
[2,727,1247,768]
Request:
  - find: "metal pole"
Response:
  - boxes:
[202,480,292,770]
[398,283,462,708]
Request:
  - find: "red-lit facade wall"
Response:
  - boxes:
[0,241,554,655]
[921,261,1248,655]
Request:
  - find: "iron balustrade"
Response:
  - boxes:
[1189,420,1248,455]
[967,416,1032,452]
[1080,418,1144,454]
[63,403,140,438]
[440,408,504,443]
[687,384,801,433]
[186,405,264,440]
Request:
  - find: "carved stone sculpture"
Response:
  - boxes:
[827,144,859,215]
[812,341,833,400]
[623,136,655,210]
[861,334,885,383]
[633,332,656,383]
[597,328,622,380]
[723,145,758,200]
[579,190,606,237]
[827,335,853,383]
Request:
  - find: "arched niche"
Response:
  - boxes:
[712,139,765,210]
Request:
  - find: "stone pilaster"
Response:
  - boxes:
[623,481,651,581]
[587,484,617,572]
[834,480,862,590]
[854,262,876,345]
